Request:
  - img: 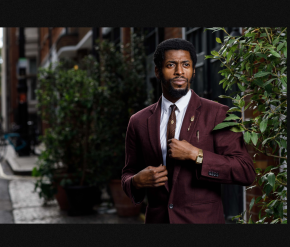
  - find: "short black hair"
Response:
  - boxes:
[153,38,197,71]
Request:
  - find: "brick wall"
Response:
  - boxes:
[8,28,18,126]
[39,27,64,65]
[164,27,182,40]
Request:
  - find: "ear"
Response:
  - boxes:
[155,66,160,80]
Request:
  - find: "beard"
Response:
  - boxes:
[159,72,194,99]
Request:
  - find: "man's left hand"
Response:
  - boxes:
[168,138,199,161]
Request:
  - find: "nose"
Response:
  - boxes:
[174,63,184,76]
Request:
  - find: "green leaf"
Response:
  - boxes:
[216,37,222,44]
[282,46,287,58]
[255,196,262,204]
[227,50,233,63]
[282,220,287,224]
[237,83,246,92]
[249,197,255,212]
[230,125,244,132]
[256,53,268,60]
[32,167,40,177]
[267,173,275,187]
[280,139,287,149]
[280,66,287,75]
[272,37,279,45]
[218,95,232,99]
[244,101,251,111]
[253,79,265,87]
[264,78,276,87]
[228,39,235,45]
[269,50,281,58]
[227,107,241,113]
[265,84,273,94]
[277,42,284,51]
[239,100,245,108]
[251,132,258,146]
[260,119,268,133]
[205,55,214,59]
[264,183,273,196]
[224,114,240,121]
[244,131,251,144]
[211,50,219,56]
[213,122,239,131]
[264,165,274,173]
[278,203,283,219]
[254,71,271,78]
[262,137,272,146]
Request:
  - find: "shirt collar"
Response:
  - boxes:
[161,89,192,113]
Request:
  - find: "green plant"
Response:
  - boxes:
[33,34,150,200]
[206,27,287,224]
[33,56,111,200]
[96,34,150,179]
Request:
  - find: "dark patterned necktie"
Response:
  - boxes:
[166,104,177,191]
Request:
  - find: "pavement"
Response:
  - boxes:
[0,144,144,224]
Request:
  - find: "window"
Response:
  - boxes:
[27,57,37,101]
[185,27,207,98]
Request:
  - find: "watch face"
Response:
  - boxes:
[196,157,202,163]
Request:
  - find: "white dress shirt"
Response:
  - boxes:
[160,90,192,166]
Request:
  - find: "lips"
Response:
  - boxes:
[172,79,186,85]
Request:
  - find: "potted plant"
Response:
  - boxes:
[33,56,110,216]
[96,35,151,217]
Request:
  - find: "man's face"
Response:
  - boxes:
[155,49,195,99]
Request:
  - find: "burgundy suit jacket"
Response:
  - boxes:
[121,89,255,224]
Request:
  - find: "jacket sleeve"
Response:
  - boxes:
[121,115,146,205]
[195,105,256,186]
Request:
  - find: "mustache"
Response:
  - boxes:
[171,77,188,82]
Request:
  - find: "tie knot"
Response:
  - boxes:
[170,104,177,112]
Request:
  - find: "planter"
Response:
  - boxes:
[109,179,141,217]
[64,185,102,216]
[54,183,69,211]
[52,172,74,211]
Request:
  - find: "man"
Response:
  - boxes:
[121,38,255,224]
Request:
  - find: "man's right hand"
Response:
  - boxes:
[132,164,168,189]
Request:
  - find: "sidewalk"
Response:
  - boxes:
[0,144,143,224]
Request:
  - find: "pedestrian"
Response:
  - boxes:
[121,38,256,224]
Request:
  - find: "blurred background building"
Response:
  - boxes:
[1,27,274,222]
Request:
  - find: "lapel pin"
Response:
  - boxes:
[187,115,195,131]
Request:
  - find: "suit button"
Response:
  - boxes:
[169,204,174,209]
[208,171,212,176]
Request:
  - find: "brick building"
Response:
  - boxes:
[1,27,274,222]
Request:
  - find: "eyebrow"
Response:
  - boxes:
[166,60,191,63]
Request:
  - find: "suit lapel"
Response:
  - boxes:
[148,97,163,166]
[148,96,169,192]
[172,90,202,185]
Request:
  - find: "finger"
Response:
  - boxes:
[155,175,168,183]
[153,170,168,180]
[152,182,166,187]
[154,165,167,172]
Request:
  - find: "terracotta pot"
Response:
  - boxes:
[109,179,141,217]
[54,183,69,211]
[52,172,74,211]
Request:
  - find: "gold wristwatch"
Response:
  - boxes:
[195,149,203,164]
